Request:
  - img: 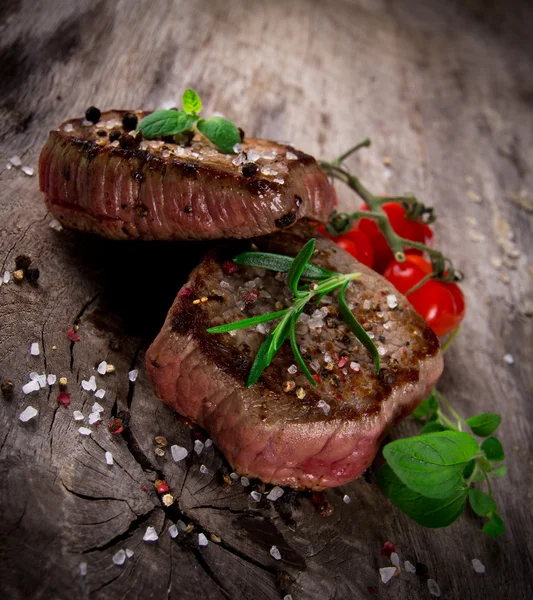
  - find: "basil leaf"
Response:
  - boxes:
[197,116,241,154]
[338,281,380,374]
[288,239,316,297]
[233,251,334,280]
[182,89,202,114]
[377,464,467,528]
[383,431,479,499]
[466,413,501,437]
[468,488,497,517]
[481,437,505,462]
[207,309,288,334]
[483,512,505,538]
[137,109,198,139]
[289,311,316,387]
[246,333,275,388]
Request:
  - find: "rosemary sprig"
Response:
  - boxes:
[207,239,380,387]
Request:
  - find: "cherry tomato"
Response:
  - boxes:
[315,225,374,268]
[383,255,465,337]
[356,203,434,273]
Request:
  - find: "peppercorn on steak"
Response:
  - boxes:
[39,111,335,240]
[146,222,443,490]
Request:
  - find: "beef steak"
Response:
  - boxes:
[39,111,335,240]
[146,222,443,490]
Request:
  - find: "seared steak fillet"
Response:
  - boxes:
[146,222,443,490]
[39,111,335,240]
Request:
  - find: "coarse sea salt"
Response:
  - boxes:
[247,149,260,162]
[343,494,351,504]
[95,389,105,399]
[81,376,97,392]
[205,439,213,448]
[170,445,188,462]
[30,342,39,356]
[286,151,297,160]
[9,155,22,167]
[64,124,74,132]
[168,524,179,538]
[21,166,34,176]
[22,380,40,395]
[47,374,57,385]
[270,546,281,560]
[386,294,398,309]
[19,406,38,422]
[177,520,187,531]
[3,271,10,284]
[49,218,63,231]
[37,374,47,388]
[112,550,126,566]
[199,464,210,475]
[287,364,297,375]
[317,400,331,415]
[143,526,159,542]
[503,354,514,365]
[97,361,107,375]
[266,486,284,501]
[105,451,113,465]
[92,402,104,413]
[198,533,208,546]
[390,552,400,568]
[230,472,239,480]
[250,491,262,502]
[241,476,250,487]
[472,558,485,573]
[78,427,92,436]
[350,362,360,372]
[73,411,84,421]
[194,440,204,455]
[79,562,87,576]
[125,549,134,558]
[379,566,397,584]
[6,162,12,170]
[404,560,416,573]
[128,369,139,382]
[427,579,441,597]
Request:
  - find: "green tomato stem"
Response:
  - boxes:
[333,138,372,166]
[441,326,461,354]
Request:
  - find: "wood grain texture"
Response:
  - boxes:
[1,0,532,598]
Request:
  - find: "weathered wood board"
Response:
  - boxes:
[1,0,532,598]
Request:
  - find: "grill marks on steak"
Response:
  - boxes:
[146,223,443,490]
[38,111,335,240]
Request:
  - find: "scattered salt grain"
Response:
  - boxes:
[143,526,159,542]
[95,389,105,399]
[404,560,416,573]
[79,562,87,576]
[273,177,285,184]
[73,411,84,421]
[63,123,74,132]
[472,558,485,574]
[22,380,40,394]
[250,491,262,502]
[503,354,514,365]
[205,439,213,448]
[22,166,34,176]
[266,486,284,501]
[2,271,9,284]
[317,400,331,415]
[170,445,188,462]
[30,342,39,356]
[232,153,246,166]
[92,402,104,413]
[310,359,321,372]
[177,520,187,531]
[230,472,239,480]
[128,369,138,382]
[5,162,12,170]
[363,299,371,310]
[247,149,260,162]
[82,119,92,127]
[19,406,38,422]
[219,280,230,289]
[288,364,297,375]
[78,427,92,436]
[9,155,22,167]
[125,549,134,558]
[49,218,63,231]
[350,362,360,372]
[283,596,293,600]
[427,579,441,596]
[97,361,107,375]
[232,143,243,153]
[169,524,179,538]
[37,374,46,388]
[241,476,250,487]
[387,294,398,309]
[390,552,400,568]
[112,549,126,566]
[256,323,267,334]
[105,451,113,465]
[194,440,204,455]
[379,566,397,584]
[343,494,351,504]
[270,546,281,560]
[198,533,208,546]
[81,376,97,392]
[378,346,387,357]
[286,151,297,160]
[199,464,210,475]
[47,374,57,385]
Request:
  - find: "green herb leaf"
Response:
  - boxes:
[420,421,447,435]
[246,333,275,388]
[462,458,476,480]
[182,89,202,114]
[197,116,241,154]
[137,109,198,139]
[207,309,288,334]
[412,392,438,420]
[289,311,316,386]
[383,431,479,499]
[338,281,380,374]
[377,464,467,528]
[287,239,316,298]
[266,312,292,363]
[233,251,333,280]
[483,512,505,538]
[468,488,497,517]
[466,413,502,437]
[481,437,505,462]
[492,465,507,477]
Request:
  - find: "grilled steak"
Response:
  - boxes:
[146,222,443,490]
[38,111,335,240]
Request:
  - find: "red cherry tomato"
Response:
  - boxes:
[356,203,434,273]
[383,255,465,337]
[315,225,374,268]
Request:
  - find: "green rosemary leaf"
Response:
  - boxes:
[246,333,275,388]
[233,251,334,280]
[266,311,292,363]
[289,311,316,386]
[287,239,316,297]
[338,281,380,374]
[207,309,288,334]
[182,89,202,114]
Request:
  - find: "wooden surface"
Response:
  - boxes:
[1,1,532,598]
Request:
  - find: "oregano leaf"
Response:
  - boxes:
[182,89,202,114]
[197,116,241,154]
[466,413,501,437]
[468,488,497,517]
[481,437,505,462]
[137,109,198,139]
[483,512,505,538]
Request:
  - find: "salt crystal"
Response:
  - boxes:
[324,353,333,363]
[5,162,12,170]
[379,566,397,584]
[232,143,243,153]
[81,376,97,392]
[404,560,416,573]
[472,558,485,573]
[30,342,39,355]
[241,476,250,487]
[317,400,331,415]
[73,411,84,421]
[128,369,138,382]
[21,166,34,176]
[92,402,104,413]
[503,354,514,365]
[250,491,262,502]
[343,494,351,504]
[37,374,47,388]
[82,119,92,126]
[9,155,22,167]
[283,596,293,600]
[363,299,371,310]
[64,123,74,132]
[47,374,57,385]
[30,372,38,380]
[286,151,297,160]
[168,524,179,538]
[230,472,240,480]
[310,359,321,372]
[368,332,375,339]
[205,439,213,448]
[427,579,441,596]
[19,406,38,422]
[270,546,281,560]
[22,380,40,394]
[247,149,260,162]
[143,526,159,542]
[378,346,387,356]
[112,549,126,566]
[177,520,187,531]
[194,440,204,455]
[79,562,87,576]
[350,362,360,372]
[125,549,134,558]
[95,389,105,399]
[287,364,297,375]
[198,532,209,546]
[199,464,209,475]
[49,218,63,231]
[387,294,398,309]
[78,427,92,436]
[390,552,400,568]
[273,178,284,184]
[105,451,113,465]
[170,445,188,462]
[232,153,245,166]
[266,486,284,501]
[219,280,230,289]
[97,361,107,375]
[256,323,267,334]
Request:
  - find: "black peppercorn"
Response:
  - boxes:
[119,134,137,150]
[85,106,101,124]
[96,129,107,137]
[1,379,14,398]
[26,267,40,282]
[122,112,138,131]
[15,254,32,270]
[109,129,121,142]
[242,163,258,177]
